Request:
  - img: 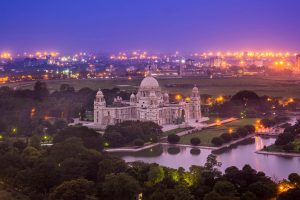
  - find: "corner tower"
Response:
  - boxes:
[94,89,106,125]
[188,85,202,122]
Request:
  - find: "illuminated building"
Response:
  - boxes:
[209,57,222,67]
[296,54,300,69]
[94,74,202,128]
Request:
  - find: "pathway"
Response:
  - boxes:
[105,143,160,153]
[256,150,300,157]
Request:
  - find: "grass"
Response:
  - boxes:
[205,117,224,124]
[4,76,300,97]
[162,127,193,137]
[180,118,258,146]
[264,139,300,153]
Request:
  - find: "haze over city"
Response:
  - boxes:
[1,0,300,53]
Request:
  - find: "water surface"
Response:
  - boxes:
[116,136,300,179]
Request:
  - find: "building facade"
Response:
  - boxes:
[94,75,202,128]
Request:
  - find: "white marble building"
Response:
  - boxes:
[94,74,202,128]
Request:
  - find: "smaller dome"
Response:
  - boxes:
[192,85,199,91]
[96,89,104,96]
[130,93,135,98]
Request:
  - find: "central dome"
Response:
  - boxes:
[140,76,160,88]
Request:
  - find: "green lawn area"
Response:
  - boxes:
[180,118,258,146]
[264,139,300,153]
[4,76,300,97]
[205,117,223,124]
[162,127,193,137]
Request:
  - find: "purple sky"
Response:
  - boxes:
[1,0,300,53]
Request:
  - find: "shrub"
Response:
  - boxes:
[190,137,201,145]
[244,125,255,134]
[133,139,144,147]
[275,133,295,146]
[236,127,248,137]
[190,148,201,155]
[167,147,180,154]
[167,134,180,144]
[220,133,232,143]
[211,137,224,146]
[231,132,239,139]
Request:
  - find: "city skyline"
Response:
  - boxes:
[1,0,300,53]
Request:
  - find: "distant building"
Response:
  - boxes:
[209,57,222,67]
[93,74,203,128]
[296,54,300,69]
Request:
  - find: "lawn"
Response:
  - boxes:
[4,76,300,97]
[162,127,193,137]
[264,139,300,153]
[180,118,258,146]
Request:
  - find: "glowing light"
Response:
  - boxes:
[175,94,182,101]
[104,142,109,147]
[0,52,12,59]
[278,182,295,194]
[216,96,224,103]
[228,128,233,134]
[287,98,294,103]
[43,135,49,140]
[185,97,191,102]
[216,119,221,126]
[12,128,17,134]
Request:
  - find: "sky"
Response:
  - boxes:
[1,0,300,53]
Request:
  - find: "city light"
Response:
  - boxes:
[175,94,182,101]
[216,119,221,126]
[278,182,295,194]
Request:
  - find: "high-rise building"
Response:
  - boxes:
[296,54,300,69]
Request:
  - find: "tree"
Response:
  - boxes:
[104,121,162,147]
[283,143,294,152]
[50,178,94,200]
[146,165,165,186]
[231,90,260,105]
[244,125,255,134]
[231,132,239,139]
[190,137,201,145]
[275,133,295,146]
[28,160,61,194]
[220,133,232,142]
[13,140,27,153]
[288,173,300,185]
[167,134,180,144]
[204,154,222,175]
[102,173,141,200]
[213,181,237,197]
[211,137,223,146]
[241,191,257,200]
[134,139,144,147]
[204,191,224,200]
[30,135,41,149]
[53,127,104,152]
[33,81,49,101]
[278,188,300,200]
[236,127,248,137]
[22,146,41,161]
[248,181,277,199]
[98,157,127,181]
[54,119,67,131]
